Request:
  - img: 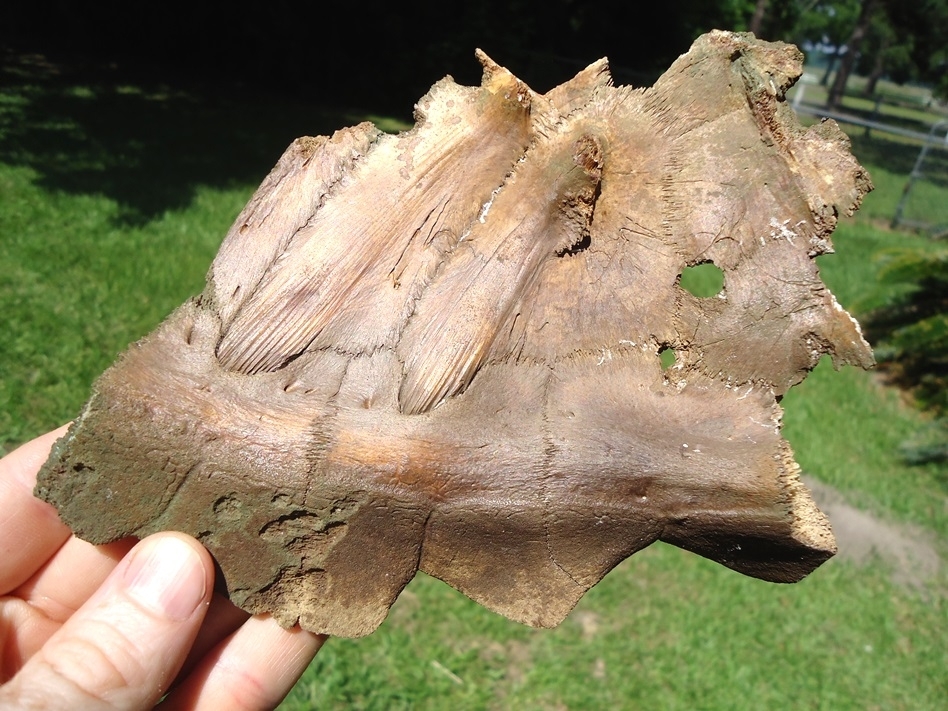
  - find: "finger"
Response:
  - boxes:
[1,538,136,680]
[0,596,59,682]
[0,532,214,711]
[177,592,249,679]
[0,426,70,475]
[0,425,72,594]
[160,616,325,711]
[15,537,136,624]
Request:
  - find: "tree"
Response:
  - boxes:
[783,1,862,86]
[826,0,879,110]
[858,12,913,96]
[884,0,948,100]
[784,0,948,108]
[749,0,771,35]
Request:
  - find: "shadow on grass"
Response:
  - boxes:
[846,133,948,190]
[0,52,404,225]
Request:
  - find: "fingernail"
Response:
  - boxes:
[123,537,207,621]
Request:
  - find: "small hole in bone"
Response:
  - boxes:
[680,262,724,298]
[556,232,591,257]
[659,347,676,370]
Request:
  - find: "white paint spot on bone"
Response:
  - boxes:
[477,185,503,224]
[769,217,799,245]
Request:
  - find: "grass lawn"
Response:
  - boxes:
[1,56,946,709]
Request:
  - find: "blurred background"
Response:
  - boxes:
[1,1,946,708]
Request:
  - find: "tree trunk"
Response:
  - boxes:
[828,0,880,111]
[821,50,839,86]
[863,37,889,97]
[749,0,770,37]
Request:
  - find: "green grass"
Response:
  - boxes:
[0,164,237,448]
[1,57,945,710]
[283,549,947,710]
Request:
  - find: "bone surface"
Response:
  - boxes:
[37,31,873,638]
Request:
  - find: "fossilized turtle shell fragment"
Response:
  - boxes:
[37,31,873,638]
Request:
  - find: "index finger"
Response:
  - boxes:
[0,426,73,594]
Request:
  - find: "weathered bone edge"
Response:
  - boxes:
[37,31,873,638]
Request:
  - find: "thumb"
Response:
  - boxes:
[1,532,214,710]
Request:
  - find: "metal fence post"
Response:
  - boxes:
[892,119,948,231]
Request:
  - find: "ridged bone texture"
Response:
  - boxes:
[37,31,873,638]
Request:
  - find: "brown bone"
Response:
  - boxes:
[36,31,873,638]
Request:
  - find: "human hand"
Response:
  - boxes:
[0,427,325,710]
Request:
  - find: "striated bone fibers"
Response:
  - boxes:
[37,31,873,638]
